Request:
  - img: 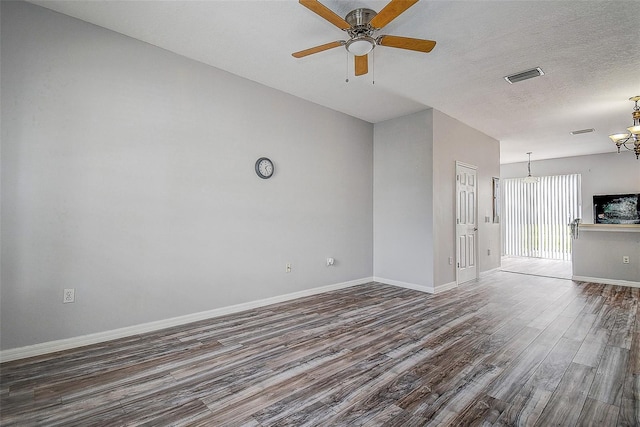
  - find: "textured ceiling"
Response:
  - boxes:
[29,0,640,164]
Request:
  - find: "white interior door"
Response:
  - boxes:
[456,162,478,284]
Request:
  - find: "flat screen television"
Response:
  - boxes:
[593,193,640,224]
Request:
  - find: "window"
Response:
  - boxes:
[503,174,581,260]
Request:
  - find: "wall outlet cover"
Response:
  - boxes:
[63,288,75,303]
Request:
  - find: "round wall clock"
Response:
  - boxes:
[255,157,274,179]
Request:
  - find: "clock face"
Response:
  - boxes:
[255,157,274,179]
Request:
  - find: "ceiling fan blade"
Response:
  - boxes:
[378,35,436,53]
[355,55,368,76]
[292,41,343,58]
[299,0,350,30]
[369,0,419,29]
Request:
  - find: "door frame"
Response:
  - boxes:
[455,161,479,285]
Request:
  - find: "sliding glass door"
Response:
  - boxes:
[503,174,581,260]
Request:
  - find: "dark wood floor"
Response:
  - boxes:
[1,272,639,426]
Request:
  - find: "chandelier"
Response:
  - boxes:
[609,96,640,159]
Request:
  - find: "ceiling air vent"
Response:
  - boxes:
[504,67,544,84]
[570,128,595,135]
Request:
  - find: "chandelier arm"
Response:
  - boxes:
[620,135,640,150]
[610,96,640,159]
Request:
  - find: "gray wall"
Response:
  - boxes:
[501,152,639,283]
[432,110,501,285]
[1,1,373,349]
[373,109,501,289]
[573,230,639,282]
[373,110,434,288]
[501,152,640,224]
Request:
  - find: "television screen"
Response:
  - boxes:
[593,193,640,224]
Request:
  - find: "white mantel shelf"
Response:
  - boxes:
[578,224,640,232]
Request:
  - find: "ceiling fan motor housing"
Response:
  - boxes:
[345,8,377,30]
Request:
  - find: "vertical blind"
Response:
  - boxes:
[503,174,581,260]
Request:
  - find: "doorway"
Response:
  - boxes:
[501,173,581,279]
[456,162,478,284]
[503,173,581,260]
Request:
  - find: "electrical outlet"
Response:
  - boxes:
[63,288,75,303]
[487,249,491,256]
[623,256,630,264]
[448,257,453,265]
[326,257,335,266]
[286,263,291,273]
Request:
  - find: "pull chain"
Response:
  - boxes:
[372,50,375,85]
[345,52,349,83]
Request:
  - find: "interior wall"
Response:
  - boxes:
[432,110,501,286]
[1,1,374,350]
[573,231,639,283]
[500,152,640,224]
[373,110,434,289]
[373,109,501,290]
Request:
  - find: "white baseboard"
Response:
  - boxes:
[373,277,459,294]
[434,281,458,294]
[572,275,640,288]
[373,277,435,294]
[0,277,373,363]
[480,267,500,277]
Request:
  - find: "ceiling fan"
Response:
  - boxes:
[292,0,436,76]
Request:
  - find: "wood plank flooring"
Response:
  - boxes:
[1,271,639,426]
[500,256,573,280]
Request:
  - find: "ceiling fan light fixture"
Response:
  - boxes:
[345,36,375,56]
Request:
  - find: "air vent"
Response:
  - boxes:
[570,128,595,135]
[504,67,544,84]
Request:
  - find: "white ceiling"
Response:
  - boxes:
[29,0,640,164]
